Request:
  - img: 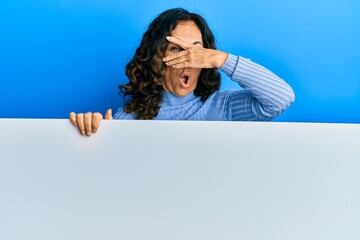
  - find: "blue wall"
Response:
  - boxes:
[1,0,359,123]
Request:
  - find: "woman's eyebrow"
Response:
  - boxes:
[193,41,203,46]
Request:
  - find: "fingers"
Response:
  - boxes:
[164,47,227,69]
[164,36,210,69]
[104,109,113,120]
[76,113,86,136]
[163,48,203,69]
[91,112,103,133]
[69,111,110,136]
[166,61,190,69]
[166,36,192,49]
[163,36,196,68]
[164,58,190,69]
[163,50,189,63]
[84,112,93,136]
[69,112,77,127]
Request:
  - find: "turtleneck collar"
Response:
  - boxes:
[161,91,198,107]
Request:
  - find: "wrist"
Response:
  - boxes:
[213,51,228,69]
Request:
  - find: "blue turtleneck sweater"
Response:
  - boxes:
[113,54,295,121]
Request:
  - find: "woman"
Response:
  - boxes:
[70,8,295,136]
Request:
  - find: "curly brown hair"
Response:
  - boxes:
[119,8,221,119]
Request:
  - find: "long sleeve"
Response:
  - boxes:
[219,54,295,121]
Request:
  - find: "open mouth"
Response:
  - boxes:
[179,72,191,88]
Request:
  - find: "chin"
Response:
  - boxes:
[174,89,192,97]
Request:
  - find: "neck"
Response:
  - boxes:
[162,91,197,106]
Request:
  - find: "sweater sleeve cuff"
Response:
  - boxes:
[219,53,238,77]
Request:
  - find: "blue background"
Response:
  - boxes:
[1,0,359,123]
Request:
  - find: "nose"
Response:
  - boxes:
[183,68,190,74]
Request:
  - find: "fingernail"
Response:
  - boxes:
[81,131,85,136]
[166,36,171,40]
[86,131,91,136]
[162,57,166,61]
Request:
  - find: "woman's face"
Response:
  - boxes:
[162,21,203,97]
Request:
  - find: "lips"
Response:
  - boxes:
[179,72,191,89]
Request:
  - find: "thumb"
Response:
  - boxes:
[105,109,113,120]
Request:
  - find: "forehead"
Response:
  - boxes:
[171,21,203,44]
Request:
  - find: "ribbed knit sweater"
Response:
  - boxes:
[113,54,295,121]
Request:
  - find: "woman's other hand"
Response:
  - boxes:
[69,109,113,136]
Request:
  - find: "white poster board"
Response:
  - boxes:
[1,119,360,240]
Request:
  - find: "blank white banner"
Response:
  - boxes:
[0,119,359,240]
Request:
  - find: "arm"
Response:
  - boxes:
[163,36,295,121]
[220,54,295,121]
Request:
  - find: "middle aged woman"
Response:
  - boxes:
[69,8,295,136]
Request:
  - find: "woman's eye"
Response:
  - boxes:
[170,46,182,52]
